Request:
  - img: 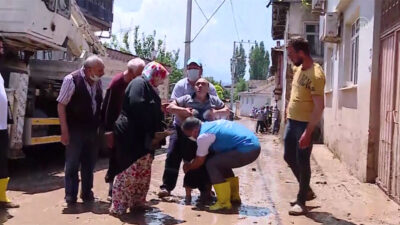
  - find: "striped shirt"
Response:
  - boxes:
[57,68,102,114]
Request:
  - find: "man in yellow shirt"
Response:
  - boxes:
[284,38,325,215]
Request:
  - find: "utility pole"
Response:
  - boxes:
[230,40,257,111]
[184,0,192,71]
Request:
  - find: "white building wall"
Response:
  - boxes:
[322,0,379,182]
[239,94,271,116]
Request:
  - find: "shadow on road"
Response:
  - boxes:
[62,201,111,215]
[306,212,356,225]
[0,209,13,224]
[118,207,185,225]
[191,203,271,217]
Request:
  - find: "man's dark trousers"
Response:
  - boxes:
[64,127,98,200]
[283,119,312,205]
[0,130,8,179]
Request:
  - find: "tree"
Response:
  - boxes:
[234,78,247,100]
[249,41,270,80]
[103,26,184,95]
[234,43,246,82]
[204,76,229,100]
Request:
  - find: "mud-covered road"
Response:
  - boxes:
[1,118,399,225]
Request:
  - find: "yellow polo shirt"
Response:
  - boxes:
[287,63,325,122]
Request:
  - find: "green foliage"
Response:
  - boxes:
[234,43,246,82]
[103,26,184,95]
[249,41,270,80]
[204,76,229,100]
[234,78,247,100]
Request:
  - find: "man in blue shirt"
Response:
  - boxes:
[181,118,261,211]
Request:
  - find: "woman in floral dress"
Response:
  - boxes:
[109,61,169,215]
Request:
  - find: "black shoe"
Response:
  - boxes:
[65,196,77,205]
[0,201,20,209]
[80,191,95,202]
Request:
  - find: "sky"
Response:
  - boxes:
[110,0,275,84]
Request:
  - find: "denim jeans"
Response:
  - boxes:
[283,119,313,205]
[64,127,98,200]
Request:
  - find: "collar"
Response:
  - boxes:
[191,92,210,102]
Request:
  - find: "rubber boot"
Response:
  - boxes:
[209,181,232,211]
[0,177,10,203]
[226,177,241,204]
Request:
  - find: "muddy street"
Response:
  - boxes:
[1,117,399,225]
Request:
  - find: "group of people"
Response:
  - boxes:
[0,36,325,217]
[255,106,280,135]
[56,56,261,216]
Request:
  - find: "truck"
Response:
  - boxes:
[0,0,114,158]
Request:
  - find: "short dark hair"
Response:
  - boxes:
[0,36,4,42]
[181,117,201,132]
[288,37,310,55]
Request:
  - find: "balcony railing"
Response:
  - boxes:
[76,0,113,26]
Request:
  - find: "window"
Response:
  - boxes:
[304,23,323,57]
[350,19,359,85]
[251,97,254,105]
[326,48,335,90]
[246,97,248,104]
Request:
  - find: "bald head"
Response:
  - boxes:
[126,58,146,81]
[83,55,104,69]
[83,55,105,82]
[195,78,210,98]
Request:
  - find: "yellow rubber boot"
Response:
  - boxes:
[226,177,241,204]
[209,181,232,211]
[0,177,11,203]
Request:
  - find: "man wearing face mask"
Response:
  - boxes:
[158,59,218,198]
[57,55,105,205]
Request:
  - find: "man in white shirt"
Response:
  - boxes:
[0,36,19,209]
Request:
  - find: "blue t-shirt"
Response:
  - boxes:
[199,120,260,153]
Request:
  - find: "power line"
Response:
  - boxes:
[191,0,227,43]
[194,0,208,20]
[229,0,240,42]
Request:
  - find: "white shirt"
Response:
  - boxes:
[196,133,216,157]
[0,73,8,130]
[57,68,102,114]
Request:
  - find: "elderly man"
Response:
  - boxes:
[0,37,19,209]
[57,55,105,204]
[284,38,325,215]
[181,118,260,211]
[102,58,145,200]
[159,58,219,197]
[167,78,230,202]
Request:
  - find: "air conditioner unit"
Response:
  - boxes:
[312,0,325,15]
[320,12,341,43]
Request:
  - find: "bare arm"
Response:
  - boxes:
[212,105,230,119]
[57,103,69,146]
[299,95,324,149]
[166,101,193,119]
[183,156,207,173]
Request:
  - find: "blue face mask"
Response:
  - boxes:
[187,69,200,82]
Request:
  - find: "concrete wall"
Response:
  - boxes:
[322,0,379,182]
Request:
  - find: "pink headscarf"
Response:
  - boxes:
[142,61,169,86]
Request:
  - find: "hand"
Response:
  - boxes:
[181,108,194,118]
[61,130,69,146]
[161,103,169,114]
[183,163,190,174]
[104,132,114,149]
[299,130,312,149]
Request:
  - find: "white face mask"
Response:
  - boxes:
[187,69,200,82]
[90,74,101,82]
[188,136,197,142]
